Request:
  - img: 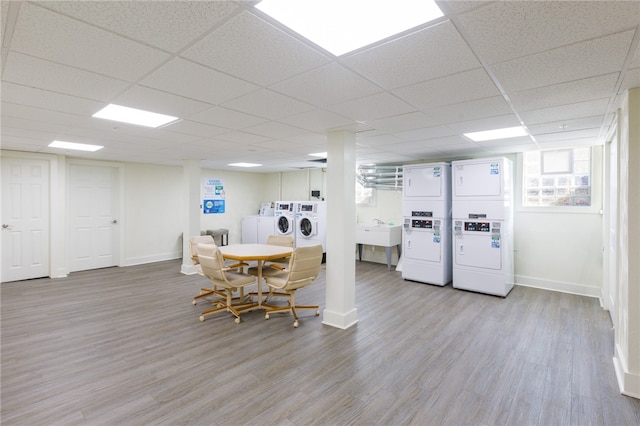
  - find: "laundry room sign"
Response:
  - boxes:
[202,178,225,214]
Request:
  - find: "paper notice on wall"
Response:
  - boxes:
[203,178,225,214]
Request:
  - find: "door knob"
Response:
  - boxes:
[2,224,9,229]
[112,219,118,224]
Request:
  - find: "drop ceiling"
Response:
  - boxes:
[1,1,638,172]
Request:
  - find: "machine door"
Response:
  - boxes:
[298,217,317,238]
[404,166,442,197]
[453,161,502,197]
[403,229,441,263]
[454,225,502,270]
[276,215,292,235]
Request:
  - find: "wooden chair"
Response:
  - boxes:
[197,243,258,324]
[263,244,323,328]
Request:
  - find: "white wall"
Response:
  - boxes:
[200,168,275,244]
[124,163,183,265]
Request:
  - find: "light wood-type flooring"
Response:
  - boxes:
[2,259,639,425]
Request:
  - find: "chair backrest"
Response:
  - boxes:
[266,234,294,248]
[286,245,323,287]
[197,243,227,283]
[189,235,215,264]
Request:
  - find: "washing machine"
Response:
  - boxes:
[274,201,296,241]
[295,201,326,252]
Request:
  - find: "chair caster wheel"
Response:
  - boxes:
[234,317,241,324]
[199,316,205,322]
[192,300,197,305]
[293,320,299,328]
[265,313,270,320]
[315,309,320,316]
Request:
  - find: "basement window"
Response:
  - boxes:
[523,147,592,207]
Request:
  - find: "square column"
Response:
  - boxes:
[181,160,201,275]
[323,130,358,329]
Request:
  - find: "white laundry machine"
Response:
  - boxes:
[451,157,514,297]
[295,201,326,252]
[274,201,296,241]
[402,162,452,286]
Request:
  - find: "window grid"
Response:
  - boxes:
[523,147,592,207]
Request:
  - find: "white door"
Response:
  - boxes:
[404,166,443,197]
[453,161,503,197]
[1,158,50,282]
[68,165,118,272]
[404,229,441,262]
[454,232,502,270]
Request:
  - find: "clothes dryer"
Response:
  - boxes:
[402,162,452,286]
[451,157,514,297]
[274,201,296,242]
[295,201,326,252]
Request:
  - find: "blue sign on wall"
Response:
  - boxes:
[203,199,225,214]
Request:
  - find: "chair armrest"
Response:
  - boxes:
[267,264,287,271]
[226,262,249,269]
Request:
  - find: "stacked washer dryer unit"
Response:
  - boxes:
[274,201,297,244]
[451,157,514,297]
[402,163,452,286]
[295,201,327,253]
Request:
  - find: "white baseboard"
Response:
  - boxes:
[614,345,640,399]
[322,308,358,329]
[124,252,181,267]
[515,275,601,299]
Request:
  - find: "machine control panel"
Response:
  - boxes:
[464,221,490,232]
[412,219,433,229]
[298,203,316,213]
[411,211,433,217]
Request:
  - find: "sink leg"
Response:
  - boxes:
[386,246,392,271]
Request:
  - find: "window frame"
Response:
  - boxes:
[516,145,602,214]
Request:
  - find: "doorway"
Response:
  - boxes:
[1,157,50,282]
[68,164,120,272]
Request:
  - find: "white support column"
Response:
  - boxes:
[613,87,640,399]
[181,160,201,275]
[323,130,358,329]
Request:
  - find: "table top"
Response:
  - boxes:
[219,243,293,261]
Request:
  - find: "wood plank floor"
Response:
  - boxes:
[2,260,639,425]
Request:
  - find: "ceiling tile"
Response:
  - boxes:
[162,120,229,139]
[270,62,381,107]
[222,89,315,121]
[395,125,457,142]
[41,1,239,53]
[343,20,481,89]
[533,128,600,144]
[446,114,522,134]
[493,31,634,92]
[328,92,416,122]
[393,68,500,109]
[456,1,640,64]
[182,10,330,86]
[140,58,259,105]
[510,73,620,112]
[9,3,170,81]
[277,110,353,133]
[424,96,513,124]
[366,112,440,133]
[188,106,268,130]
[245,121,308,139]
[112,85,212,118]
[3,51,129,102]
[520,98,610,126]
[528,115,605,136]
[1,82,103,116]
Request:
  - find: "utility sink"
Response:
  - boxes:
[356,222,402,247]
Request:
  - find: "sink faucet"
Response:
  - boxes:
[373,218,384,225]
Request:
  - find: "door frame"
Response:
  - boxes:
[67,159,125,270]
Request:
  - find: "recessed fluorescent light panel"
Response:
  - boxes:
[49,140,103,152]
[255,0,444,56]
[309,152,327,158]
[228,163,262,168]
[93,104,178,128]
[464,126,529,142]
